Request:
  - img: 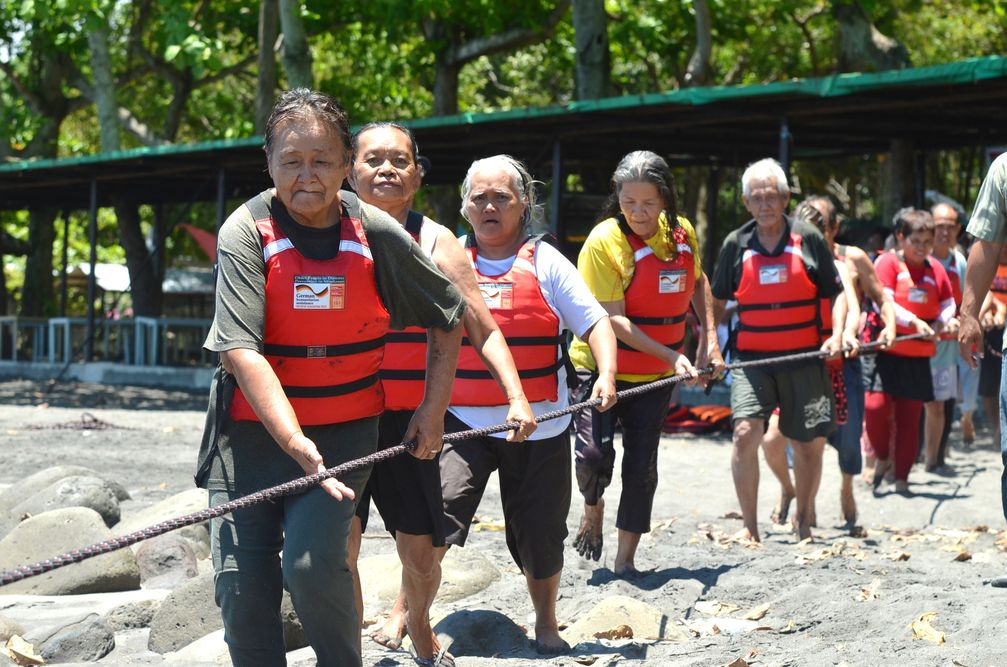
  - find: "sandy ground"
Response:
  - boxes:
[0,378,1005,666]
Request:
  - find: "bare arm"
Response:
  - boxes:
[220,348,354,500]
[404,324,463,458]
[848,247,896,347]
[430,228,536,441]
[837,259,861,355]
[580,316,617,412]
[960,240,1002,367]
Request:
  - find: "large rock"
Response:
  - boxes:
[147,572,220,654]
[0,507,140,595]
[103,599,160,631]
[0,465,129,513]
[29,613,115,663]
[563,595,689,644]
[0,613,25,642]
[136,533,198,590]
[10,475,121,527]
[148,571,306,654]
[163,628,230,665]
[433,609,529,656]
[117,488,210,559]
[359,546,500,605]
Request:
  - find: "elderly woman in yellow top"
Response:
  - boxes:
[571,150,724,576]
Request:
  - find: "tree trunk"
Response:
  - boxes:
[87,24,121,151]
[572,0,610,99]
[832,0,909,73]
[278,0,313,88]
[114,201,162,317]
[880,139,916,227]
[684,0,712,86]
[20,207,58,317]
[432,59,461,116]
[255,0,280,132]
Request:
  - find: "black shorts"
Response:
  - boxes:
[979,327,1004,398]
[872,352,934,402]
[440,413,570,579]
[355,410,448,546]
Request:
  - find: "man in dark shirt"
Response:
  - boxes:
[711,158,842,543]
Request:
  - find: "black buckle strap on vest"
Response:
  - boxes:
[455,356,566,380]
[617,337,685,352]
[735,298,819,312]
[405,210,424,239]
[461,334,564,347]
[263,335,386,358]
[735,317,821,333]
[283,372,380,398]
[379,368,427,381]
[629,313,687,326]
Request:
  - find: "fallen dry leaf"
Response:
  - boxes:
[593,624,633,640]
[722,658,749,667]
[858,578,882,601]
[695,600,740,616]
[745,648,759,661]
[952,550,972,562]
[881,550,911,561]
[573,658,598,666]
[778,619,798,634]
[743,602,771,620]
[911,612,946,644]
[471,515,506,532]
[969,525,989,533]
[721,511,744,520]
[5,635,44,666]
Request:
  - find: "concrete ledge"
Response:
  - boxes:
[0,361,213,392]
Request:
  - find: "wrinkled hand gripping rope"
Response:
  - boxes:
[0,334,926,586]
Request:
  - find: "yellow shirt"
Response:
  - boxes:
[569,213,702,382]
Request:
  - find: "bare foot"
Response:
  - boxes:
[770,490,794,525]
[840,478,857,526]
[533,626,571,655]
[574,500,604,561]
[961,413,975,444]
[370,606,408,651]
[613,562,638,577]
[794,517,813,541]
[406,616,444,662]
[730,527,761,544]
[862,454,877,484]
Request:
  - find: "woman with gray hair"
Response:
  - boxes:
[570,150,724,575]
[438,154,618,654]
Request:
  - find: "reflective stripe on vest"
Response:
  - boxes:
[616,218,695,376]
[450,237,562,406]
[735,232,821,353]
[890,254,940,357]
[380,210,429,411]
[229,194,390,425]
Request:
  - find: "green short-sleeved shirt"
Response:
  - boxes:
[195,190,465,490]
[967,153,1007,246]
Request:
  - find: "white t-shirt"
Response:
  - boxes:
[449,238,608,439]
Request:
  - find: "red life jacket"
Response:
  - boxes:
[450,236,563,406]
[616,218,695,375]
[734,232,821,353]
[991,262,1007,305]
[229,194,389,426]
[380,211,429,411]
[888,253,940,357]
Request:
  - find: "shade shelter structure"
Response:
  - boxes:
[2,56,1006,359]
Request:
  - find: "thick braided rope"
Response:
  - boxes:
[0,332,927,586]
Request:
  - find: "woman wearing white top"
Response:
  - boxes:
[439,155,617,655]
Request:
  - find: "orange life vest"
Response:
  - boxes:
[734,232,821,353]
[379,211,429,411]
[450,236,563,406]
[616,218,695,376]
[887,253,940,358]
[991,262,1007,305]
[229,194,389,426]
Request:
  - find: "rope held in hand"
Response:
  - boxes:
[0,333,926,586]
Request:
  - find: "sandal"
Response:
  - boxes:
[409,643,455,667]
[369,628,406,651]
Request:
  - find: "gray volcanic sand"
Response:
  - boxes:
[0,378,1005,666]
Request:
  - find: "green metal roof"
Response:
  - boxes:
[2,55,1006,209]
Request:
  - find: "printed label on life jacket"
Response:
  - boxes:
[293,275,346,310]
[659,269,687,294]
[907,288,928,304]
[759,265,788,285]
[479,282,513,310]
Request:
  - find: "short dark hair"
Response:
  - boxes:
[351,122,420,164]
[894,207,935,237]
[264,88,351,163]
[803,195,838,229]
